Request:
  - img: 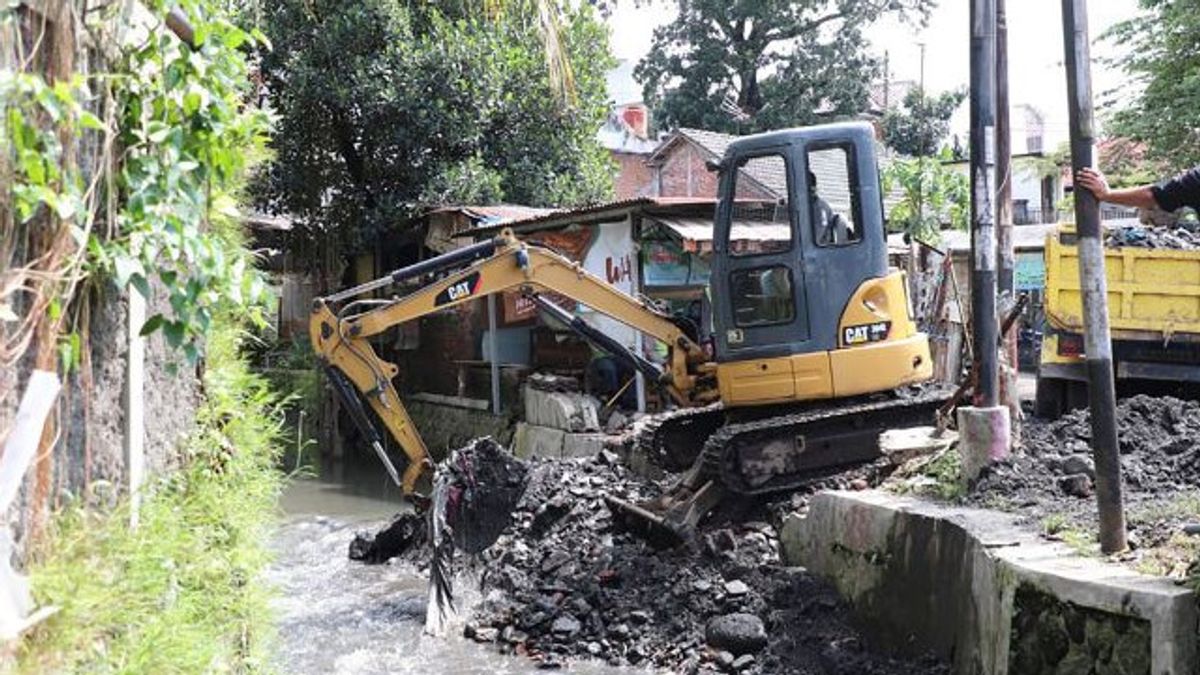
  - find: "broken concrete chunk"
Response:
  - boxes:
[705,613,767,655]
[551,614,581,636]
[732,653,756,671]
[722,580,749,597]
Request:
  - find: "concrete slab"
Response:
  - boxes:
[561,433,606,459]
[781,490,1196,675]
[511,423,564,459]
[523,387,601,432]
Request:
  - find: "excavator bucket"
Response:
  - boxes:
[604,463,726,549]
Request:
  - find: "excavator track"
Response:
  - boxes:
[607,385,953,547]
[707,385,953,495]
[633,403,726,471]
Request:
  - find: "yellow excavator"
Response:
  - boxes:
[310,122,944,545]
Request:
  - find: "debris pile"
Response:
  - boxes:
[1104,224,1200,250]
[461,452,948,674]
[969,395,1200,538]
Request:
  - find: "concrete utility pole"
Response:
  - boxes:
[1060,0,1127,553]
[959,0,1011,483]
[995,0,1014,296]
[995,0,1020,446]
[970,0,999,408]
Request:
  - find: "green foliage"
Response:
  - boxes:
[101,0,274,363]
[881,88,965,157]
[1,72,95,227]
[1103,0,1200,172]
[256,0,615,259]
[2,1,273,365]
[636,0,933,135]
[881,150,969,242]
[18,318,285,674]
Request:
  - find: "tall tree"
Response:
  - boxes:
[255,0,614,259]
[636,0,934,134]
[881,88,965,157]
[1104,0,1200,171]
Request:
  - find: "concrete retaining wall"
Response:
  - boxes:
[780,490,1197,675]
[405,400,514,459]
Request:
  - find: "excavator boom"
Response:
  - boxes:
[309,229,711,500]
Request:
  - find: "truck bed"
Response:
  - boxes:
[1044,229,1200,341]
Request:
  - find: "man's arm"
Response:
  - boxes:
[1076,168,1158,209]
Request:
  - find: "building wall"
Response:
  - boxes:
[654,142,775,201]
[612,151,655,200]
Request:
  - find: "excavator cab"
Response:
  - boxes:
[711,123,929,407]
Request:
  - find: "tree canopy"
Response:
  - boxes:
[1104,0,1200,172]
[881,88,965,157]
[255,0,615,257]
[635,0,934,134]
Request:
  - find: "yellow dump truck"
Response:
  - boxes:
[1036,225,1200,417]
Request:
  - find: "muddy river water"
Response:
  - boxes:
[268,461,643,674]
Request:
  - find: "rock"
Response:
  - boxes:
[502,625,529,644]
[723,580,750,597]
[1061,454,1096,479]
[551,614,582,636]
[541,551,571,573]
[693,579,713,592]
[732,654,756,671]
[609,623,631,640]
[630,609,652,624]
[472,626,500,643]
[530,498,572,538]
[1058,473,1093,498]
[586,641,602,656]
[705,613,768,655]
[716,651,735,670]
[849,478,870,491]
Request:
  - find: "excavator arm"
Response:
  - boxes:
[310,229,711,500]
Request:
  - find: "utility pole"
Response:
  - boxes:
[995,0,1020,447]
[996,0,1014,296]
[959,0,1010,484]
[1061,0,1127,554]
[970,0,998,409]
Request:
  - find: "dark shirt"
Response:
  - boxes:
[1151,167,1200,212]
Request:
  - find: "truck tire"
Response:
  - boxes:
[1065,380,1089,413]
[1034,376,1066,419]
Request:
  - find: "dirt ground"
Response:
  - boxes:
[964,395,1200,578]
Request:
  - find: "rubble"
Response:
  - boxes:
[462,454,948,674]
[1104,223,1200,250]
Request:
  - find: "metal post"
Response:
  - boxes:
[487,294,501,415]
[1061,0,1127,553]
[970,0,999,408]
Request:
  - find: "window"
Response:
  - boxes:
[730,266,794,327]
[729,153,792,257]
[807,145,862,246]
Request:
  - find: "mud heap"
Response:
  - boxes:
[464,453,947,674]
[970,395,1200,535]
[1104,223,1200,250]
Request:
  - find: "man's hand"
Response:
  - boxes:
[1076,167,1112,201]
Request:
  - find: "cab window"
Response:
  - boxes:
[807,145,862,247]
[728,153,792,257]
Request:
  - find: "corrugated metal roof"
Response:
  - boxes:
[426,204,557,225]
[469,197,722,236]
[651,216,790,243]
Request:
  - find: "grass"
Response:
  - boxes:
[16,320,286,674]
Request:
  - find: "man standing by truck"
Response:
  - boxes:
[1077,166,1200,212]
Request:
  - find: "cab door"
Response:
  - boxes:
[711,147,810,402]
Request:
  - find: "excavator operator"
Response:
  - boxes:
[809,169,853,246]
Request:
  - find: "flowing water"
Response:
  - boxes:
[268,458,643,674]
